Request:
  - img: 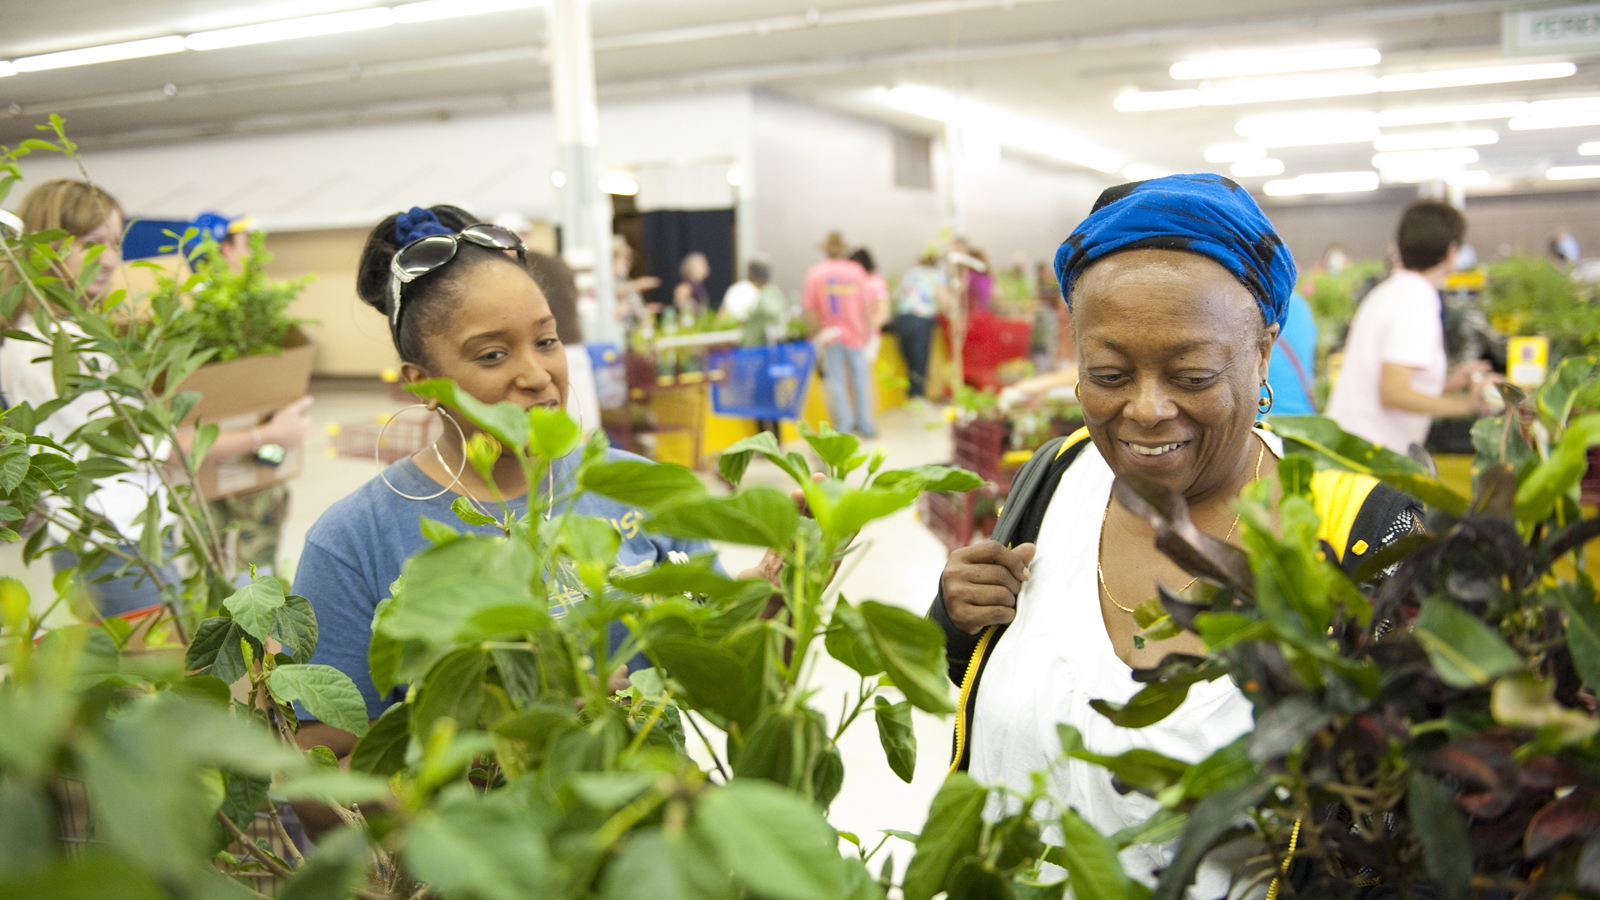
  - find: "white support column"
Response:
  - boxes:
[945,119,967,236]
[548,0,618,344]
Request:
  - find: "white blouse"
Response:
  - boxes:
[971,431,1277,896]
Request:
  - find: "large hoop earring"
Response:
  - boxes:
[1073,380,1082,402]
[378,404,469,501]
[1258,381,1274,415]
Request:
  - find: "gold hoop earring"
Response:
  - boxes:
[1258,381,1274,415]
[1073,380,1082,402]
[378,404,468,501]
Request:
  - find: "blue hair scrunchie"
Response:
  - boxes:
[1052,173,1297,329]
[394,206,454,245]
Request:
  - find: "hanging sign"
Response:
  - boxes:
[1505,3,1600,56]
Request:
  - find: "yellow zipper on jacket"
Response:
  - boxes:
[947,624,996,776]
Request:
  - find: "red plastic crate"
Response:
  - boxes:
[963,311,1033,391]
[953,418,1006,488]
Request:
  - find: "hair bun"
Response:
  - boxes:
[394,206,454,246]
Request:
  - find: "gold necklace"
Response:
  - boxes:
[1097,435,1265,615]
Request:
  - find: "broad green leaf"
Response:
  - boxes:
[268,664,370,737]
[405,791,554,900]
[277,770,391,805]
[183,616,252,685]
[613,552,772,607]
[29,451,77,489]
[1490,671,1599,742]
[527,406,581,460]
[803,480,917,545]
[1248,695,1332,761]
[695,779,846,900]
[350,703,411,776]
[270,594,317,665]
[1109,808,1188,850]
[1413,598,1520,689]
[408,378,531,451]
[379,537,536,642]
[1089,659,1226,729]
[872,464,985,494]
[1516,414,1600,524]
[601,827,736,900]
[647,635,759,729]
[1270,415,1468,515]
[0,445,28,492]
[1053,807,1131,900]
[1057,725,1188,795]
[222,577,288,642]
[902,773,988,900]
[874,696,917,783]
[410,646,489,737]
[718,430,808,487]
[858,601,953,714]
[826,599,885,677]
[1408,773,1472,900]
[800,423,861,472]
[1536,354,1595,439]
[0,782,52,880]
[582,457,707,510]
[1555,581,1600,691]
[217,770,270,833]
[730,705,826,791]
[647,487,799,548]
[1152,777,1269,900]
[451,497,496,527]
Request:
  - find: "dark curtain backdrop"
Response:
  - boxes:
[639,208,736,312]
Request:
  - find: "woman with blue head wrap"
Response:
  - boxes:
[929,175,1421,894]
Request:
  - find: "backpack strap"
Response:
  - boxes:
[943,427,1092,774]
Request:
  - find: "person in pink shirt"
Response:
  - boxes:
[804,231,877,437]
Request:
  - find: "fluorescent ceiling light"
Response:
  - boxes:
[1373,130,1498,151]
[1548,165,1600,180]
[0,62,15,78]
[1509,110,1600,130]
[889,85,1125,174]
[1579,141,1600,156]
[1230,158,1285,177]
[185,8,394,50]
[1199,74,1379,106]
[1170,47,1380,81]
[1263,171,1381,196]
[1250,126,1380,148]
[1122,163,1172,180]
[1236,111,1377,136]
[392,0,539,23]
[1375,102,1530,127]
[1372,148,1479,169]
[1114,90,1200,112]
[1205,142,1264,163]
[598,173,639,196]
[12,36,186,72]
[550,170,567,188]
[1378,62,1576,92]
[1530,95,1600,113]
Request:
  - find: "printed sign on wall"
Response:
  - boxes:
[1505,3,1600,56]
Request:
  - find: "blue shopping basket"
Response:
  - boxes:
[709,342,816,420]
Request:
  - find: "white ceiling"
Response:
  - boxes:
[3,0,1599,197]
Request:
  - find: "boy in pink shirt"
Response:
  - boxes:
[804,231,877,437]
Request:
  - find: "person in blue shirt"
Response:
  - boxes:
[290,205,763,772]
[1264,291,1319,417]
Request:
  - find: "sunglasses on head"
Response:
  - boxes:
[388,223,527,345]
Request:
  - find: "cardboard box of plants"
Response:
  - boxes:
[168,233,316,500]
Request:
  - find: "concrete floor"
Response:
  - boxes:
[4,379,962,860]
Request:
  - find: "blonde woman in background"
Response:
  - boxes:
[0,180,311,615]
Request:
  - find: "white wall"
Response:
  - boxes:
[751,91,1108,295]
[9,90,756,233]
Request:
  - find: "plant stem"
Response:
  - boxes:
[684,710,730,782]
[215,809,293,879]
[265,802,307,867]
[830,677,874,745]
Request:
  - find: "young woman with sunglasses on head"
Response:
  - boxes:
[290,206,770,779]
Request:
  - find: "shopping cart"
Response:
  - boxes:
[708,342,816,420]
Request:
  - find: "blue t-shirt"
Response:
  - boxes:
[1266,293,1319,417]
[294,447,712,720]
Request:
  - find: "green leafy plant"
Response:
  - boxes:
[897,368,1600,899]
[1486,254,1600,364]
[170,231,312,362]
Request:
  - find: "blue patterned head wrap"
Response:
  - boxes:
[1052,173,1297,328]
[394,206,454,245]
